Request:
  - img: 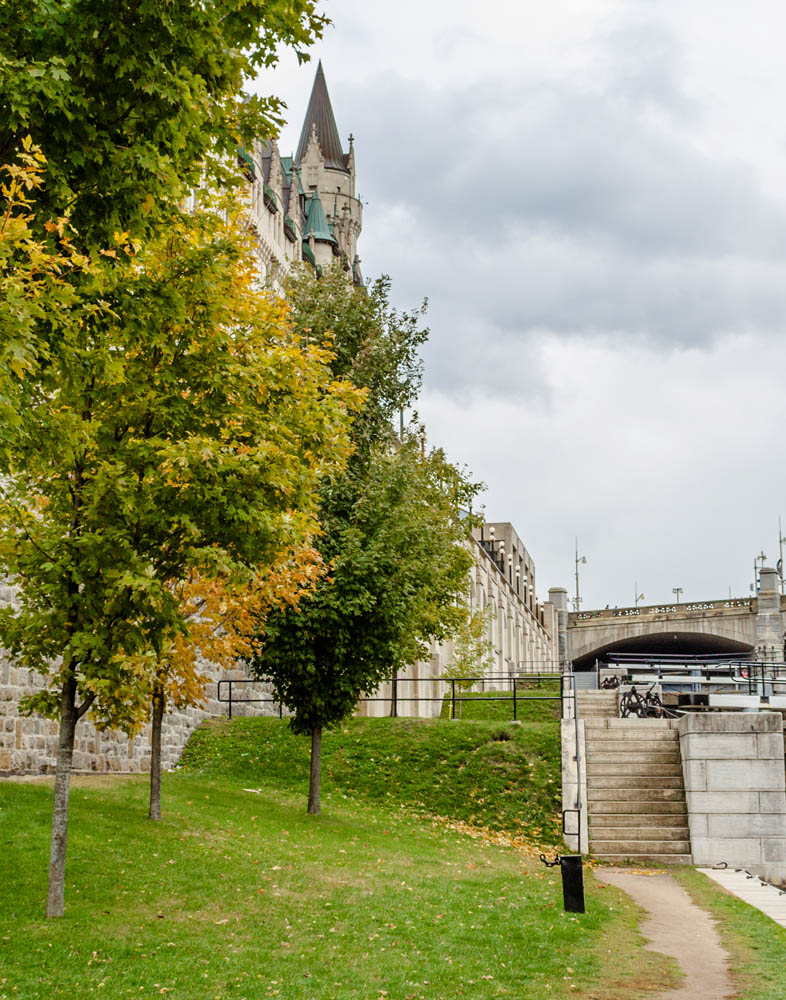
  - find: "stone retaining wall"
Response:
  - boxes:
[679,712,786,883]
[0,656,278,775]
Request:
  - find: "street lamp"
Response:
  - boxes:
[574,537,586,612]
[672,586,683,604]
[754,550,767,594]
[634,583,645,608]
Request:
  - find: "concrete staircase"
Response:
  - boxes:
[577,689,619,719]
[584,719,692,865]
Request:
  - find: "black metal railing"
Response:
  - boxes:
[217,673,563,721]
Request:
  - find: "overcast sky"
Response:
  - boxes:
[254,0,786,610]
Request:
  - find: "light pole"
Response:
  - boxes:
[754,550,767,593]
[574,537,586,612]
[634,584,645,608]
[779,517,785,595]
[672,586,683,604]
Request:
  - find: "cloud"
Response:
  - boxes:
[419,331,786,603]
[339,60,786,402]
[260,2,786,606]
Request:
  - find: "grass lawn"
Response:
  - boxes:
[0,714,682,1000]
[675,868,786,1000]
[1,770,670,1000]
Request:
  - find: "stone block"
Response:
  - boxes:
[0,750,10,770]
[760,791,786,813]
[763,839,786,863]
[682,759,707,790]
[756,733,785,760]
[688,814,708,838]
[691,837,763,866]
[708,814,786,838]
[681,734,757,759]
[705,760,781,791]
[678,712,782,735]
[686,791,759,814]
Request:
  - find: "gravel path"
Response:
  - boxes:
[595,868,735,999]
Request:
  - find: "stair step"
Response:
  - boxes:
[585,719,676,730]
[591,853,692,865]
[589,812,688,827]
[587,743,679,756]
[590,826,690,841]
[588,787,687,802]
[588,775,684,789]
[590,839,691,854]
[585,736,678,748]
[587,762,682,777]
[587,753,681,765]
[589,800,687,815]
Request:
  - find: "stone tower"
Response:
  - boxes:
[295,61,363,284]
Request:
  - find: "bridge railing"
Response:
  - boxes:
[573,598,752,622]
[597,657,786,697]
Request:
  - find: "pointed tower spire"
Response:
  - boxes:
[295,61,347,171]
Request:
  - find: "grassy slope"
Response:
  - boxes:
[0,772,670,1000]
[179,713,562,844]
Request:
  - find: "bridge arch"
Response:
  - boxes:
[572,630,754,670]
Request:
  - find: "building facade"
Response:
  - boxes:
[359,522,560,719]
[243,61,363,289]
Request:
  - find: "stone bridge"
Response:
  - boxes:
[566,567,786,668]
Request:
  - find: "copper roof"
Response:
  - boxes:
[302,190,336,244]
[295,61,348,172]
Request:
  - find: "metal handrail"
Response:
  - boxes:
[217,673,564,720]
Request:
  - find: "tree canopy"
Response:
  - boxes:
[0,0,326,245]
[252,266,479,813]
[0,185,357,913]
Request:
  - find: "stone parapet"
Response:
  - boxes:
[678,712,786,882]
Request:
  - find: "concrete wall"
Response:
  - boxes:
[561,717,588,855]
[362,529,559,719]
[679,712,786,882]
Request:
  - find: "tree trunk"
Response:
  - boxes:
[46,679,78,918]
[307,724,322,815]
[148,681,165,821]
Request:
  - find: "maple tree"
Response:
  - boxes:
[0,198,357,916]
[0,0,326,246]
[147,547,325,821]
[253,267,479,814]
[0,140,95,466]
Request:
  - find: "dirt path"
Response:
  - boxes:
[595,868,735,999]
